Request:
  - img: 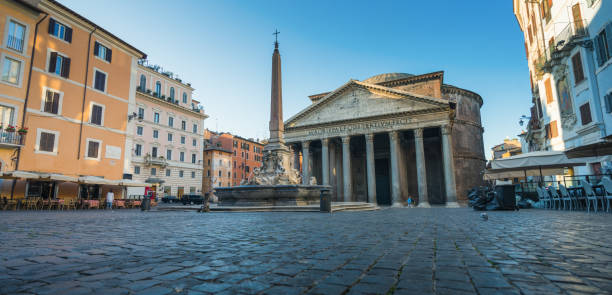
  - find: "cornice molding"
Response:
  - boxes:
[442,84,483,106]
[136,91,208,119]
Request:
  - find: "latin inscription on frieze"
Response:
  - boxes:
[307,117,413,137]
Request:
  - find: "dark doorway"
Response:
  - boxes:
[375,158,391,205]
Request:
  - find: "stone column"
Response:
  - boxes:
[341,136,352,202]
[302,141,310,185]
[414,129,430,208]
[321,138,330,185]
[365,134,377,204]
[293,144,301,171]
[389,131,402,207]
[441,125,459,208]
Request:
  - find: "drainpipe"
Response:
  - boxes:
[10,13,48,199]
[77,28,96,159]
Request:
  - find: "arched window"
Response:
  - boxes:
[155,81,161,97]
[139,75,146,91]
[170,87,175,99]
[182,92,187,104]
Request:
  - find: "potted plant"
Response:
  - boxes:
[146,89,152,94]
[161,95,166,99]
[5,125,15,133]
[17,127,28,135]
[153,92,158,97]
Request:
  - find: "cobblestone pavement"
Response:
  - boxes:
[1,208,611,295]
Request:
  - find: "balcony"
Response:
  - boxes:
[540,20,590,73]
[7,35,24,52]
[0,131,24,147]
[145,155,167,167]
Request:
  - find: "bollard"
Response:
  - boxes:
[320,187,331,213]
[141,197,151,211]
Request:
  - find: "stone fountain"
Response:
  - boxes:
[215,35,326,207]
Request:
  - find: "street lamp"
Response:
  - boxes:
[519,115,531,126]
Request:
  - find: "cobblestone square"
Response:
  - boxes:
[1,208,611,294]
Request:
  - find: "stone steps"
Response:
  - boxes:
[154,202,380,213]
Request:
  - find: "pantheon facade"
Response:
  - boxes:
[284,72,485,207]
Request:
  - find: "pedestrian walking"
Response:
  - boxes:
[106,190,114,210]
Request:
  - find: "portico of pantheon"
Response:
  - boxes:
[284,72,485,207]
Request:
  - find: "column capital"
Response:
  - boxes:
[341,136,351,144]
[389,130,399,141]
[414,128,424,139]
[365,133,374,142]
[441,125,452,135]
[321,138,329,145]
[302,140,311,147]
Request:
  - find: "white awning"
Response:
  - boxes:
[490,151,589,170]
[0,171,40,179]
[78,176,119,185]
[119,180,149,187]
[38,173,78,182]
[483,168,566,180]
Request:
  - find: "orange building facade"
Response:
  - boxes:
[0,0,147,200]
[203,129,263,186]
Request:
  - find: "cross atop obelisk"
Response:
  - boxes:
[266,29,286,151]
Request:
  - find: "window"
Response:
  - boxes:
[90,104,104,126]
[227,172,231,178]
[153,130,158,139]
[218,170,221,177]
[192,154,196,164]
[191,171,195,178]
[139,75,146,91]
[193,139,197,146]
[37,130,57,153]
[168,133,173,142]
[541,0,552,23]
[595,24,612,67]
[7,20,26,52]
[151,168,156,176]
[168,117,174,127]
[2,56,22,85]
[207,170,210,177]
[180,152,185,162]
[135,144,142,156]
[234,161,236,168]
[181,120,186,130]
[154,112,160,124]
[138,107,144,120]
[170,87,175,99]
[151,146,158,157]
[571,52,585,84]
[93,70,106,92]
[246,153,249,160]
[245,166,250,173]
[154,81,162,97]
[134,166,140,174]
[580,103,592,125]
[0,105,14,126]
[136,126,143,136]
[183,92,187,103]
[48,18,72,42]
[544,78,553,104]
[166,149,172,160]
[207,159,210,165]
[93,42,112,63]
[42,89,61,114]
[86,139,101,160]
[193,124,198,133]
[179,170,184,178]
[605,93,612,113]
[166,169,171,177]
[181,136,185,144]
[48,52,70,78]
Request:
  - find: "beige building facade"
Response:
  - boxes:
[285,72,485,206]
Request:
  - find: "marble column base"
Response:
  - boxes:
[391,202,404,208]
[445,202,461,208]
[417,202,431,208]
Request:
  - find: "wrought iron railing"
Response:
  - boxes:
[0,131,24,146]
[7,35,24,52]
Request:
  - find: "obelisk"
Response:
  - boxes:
[265,30,287,152]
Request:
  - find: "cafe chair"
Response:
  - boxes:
[558,184,574,211]
[600,177,612,213]
[536,187,551,209]
[548,186,562,210]
[581,180,599,213]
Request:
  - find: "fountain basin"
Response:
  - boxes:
[215,185,329,207]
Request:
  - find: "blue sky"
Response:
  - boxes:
[59,0,531,158]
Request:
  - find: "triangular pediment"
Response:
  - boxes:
[285,81,449,128]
